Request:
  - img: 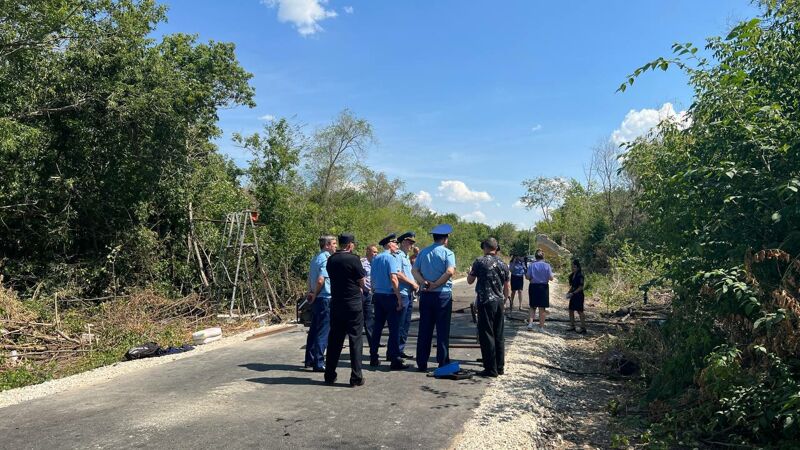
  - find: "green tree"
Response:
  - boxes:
[0,0,254,292]
[519,176,569,223]
[619,2,800,444]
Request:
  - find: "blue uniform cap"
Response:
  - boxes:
[430,224,453,235]
[397,231,416,243]
[378,233,397,247]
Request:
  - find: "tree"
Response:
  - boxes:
[0,0,255,291]
[305,109,374,204]
[590,138,628,225]
[519,176,569,223]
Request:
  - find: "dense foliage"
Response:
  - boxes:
[618,2,800,445]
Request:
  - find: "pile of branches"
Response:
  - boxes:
[1,320,87,365]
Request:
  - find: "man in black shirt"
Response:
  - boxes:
[467,237,511,377]
[324,233,368,386]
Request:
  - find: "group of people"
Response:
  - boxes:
[302,224,587,387]
[508,252,587,334]
[303,224,457,387]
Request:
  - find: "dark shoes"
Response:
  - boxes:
[369,357,380,367]
[498,369,504,375]
[324,373,337,385]
[312,366,326,372]
[349,377,365,387]
[476,370,498,377]
[400,352,413,359]
[577,328,587,334]
[390,362,410,371]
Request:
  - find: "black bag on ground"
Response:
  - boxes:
[124,342,161,361]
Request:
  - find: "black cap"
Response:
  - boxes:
[338,233,357,246]
[397,231,416,243]
[378,233,397,247]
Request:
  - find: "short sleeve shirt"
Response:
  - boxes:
[396,250,414,296]
[413,243,456,292]
[327,251,367,307]
[471,255,510,305]
[360,257,372,292]
[371,250,400,295]
[568,271,584,294]
[527,260,553,285]
[308,251,331,298]
[510,261,527,277]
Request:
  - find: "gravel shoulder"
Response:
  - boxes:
[451,279,624,449]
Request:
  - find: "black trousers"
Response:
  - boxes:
[325,304,364,383]
[476,300,505,375]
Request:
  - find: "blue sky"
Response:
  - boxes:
[156,0,758,228]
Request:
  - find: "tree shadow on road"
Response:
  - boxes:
[245,376,324,386]
[239,363,306,372]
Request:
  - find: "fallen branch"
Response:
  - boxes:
[15,349,89,356]
[527,359,608,377]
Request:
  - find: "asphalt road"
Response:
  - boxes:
[0,278,522,450]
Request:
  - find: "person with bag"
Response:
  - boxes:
[467,237,510,377]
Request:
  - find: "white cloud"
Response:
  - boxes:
[259,114,275,121]
[437,180,492,203]
[262,0,338,36]
[531,124,542,132]
[414,190,433,207]
[611,102,690,145]
[343,5,354,14]
[512,199,526,208]
[461,210,487,223]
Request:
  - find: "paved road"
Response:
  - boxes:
[0,278,523,450]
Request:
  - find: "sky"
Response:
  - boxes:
[155,0,759,229]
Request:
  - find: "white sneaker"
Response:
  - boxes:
[526,322,535,330]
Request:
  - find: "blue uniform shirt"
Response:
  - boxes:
[413,243,456,292]
[396,249,414,296]
[308,251,331,298]
[360,257,372,292]
[527,260,553,284]
[371,250,400,295]
[511,260,527,277]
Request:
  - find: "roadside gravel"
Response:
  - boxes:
[451,281,622,450]
[0,324,294,410]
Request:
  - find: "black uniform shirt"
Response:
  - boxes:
[470,254,510,305]
[327,251,367,309]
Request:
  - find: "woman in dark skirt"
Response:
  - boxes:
[525,250,553,331]
[567,258,586,334]
[508,256,526,311]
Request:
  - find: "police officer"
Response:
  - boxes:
[396,231,419,359]
[304,235,336,372]
[324,233,367,386]
[412,224,456,371]
[369,233,410,370]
